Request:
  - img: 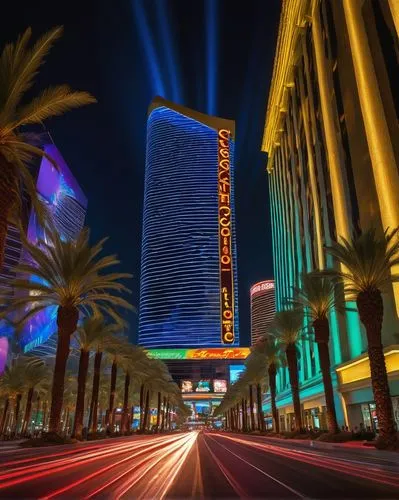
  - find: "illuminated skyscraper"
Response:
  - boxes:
[0,142,87,352]
[262,0,399,431]
[139,97,239,348]
[250,280,275,346]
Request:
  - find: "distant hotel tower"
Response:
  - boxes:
[139,97,239,348]
[250,280,275,346]
[262,0,399,432]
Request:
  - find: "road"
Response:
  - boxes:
[0,431,398,498]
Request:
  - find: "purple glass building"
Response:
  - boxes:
[0,143,87,352]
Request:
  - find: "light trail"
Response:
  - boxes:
[0,434,188,492]
[42,435,191,499]
[212,433,399,489]
[88,432,196,499]
[135,431,198,499]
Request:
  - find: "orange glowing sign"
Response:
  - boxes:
[218,128,235,344]
[187,348,249,360]
[147,348,250,360]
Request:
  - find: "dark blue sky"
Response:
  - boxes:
[2,0,280,346]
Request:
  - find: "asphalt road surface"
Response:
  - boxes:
[0,431,398,498]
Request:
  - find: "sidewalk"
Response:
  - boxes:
[255,435,399,461]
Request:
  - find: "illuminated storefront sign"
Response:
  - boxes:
[146,347,250,360]
[218,128,235,344]
[250,280,275,297]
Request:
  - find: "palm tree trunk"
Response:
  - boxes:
[168,405,172,430]
[357,290,397,448]
[107,360,117,433]
[256,383,265,432]
[21,387,34,436]
[143,390,150,432]
[72,348,90,439]
[0,156,17,271]
[165,398,170,431]
[268,364,279,433]
[139,384,145,431]
[34,397,41,430]
[236,403,240,430]
[122,372,130,434]
[64,407,70,434]
[160,396,166,432]
[286,343,302,432]
[88,350,102,433]
[241,399,246,432]
[43,400,48,431]
[314,318,339,433]
[0,398,9,435]
[249,385,255,431]
[49,306,78,434]
[156,392,161,433]
[14,394,22,436]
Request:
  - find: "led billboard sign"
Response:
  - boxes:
[146,347,250,360]
[213,379,227,393]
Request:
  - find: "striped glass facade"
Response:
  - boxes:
[139,100,239,348]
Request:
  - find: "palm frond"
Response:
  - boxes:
[0,26,63,126]
[12,85,96,129]
[325,227,399,295]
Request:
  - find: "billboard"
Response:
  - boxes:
[218,129,235,344]
[181,379,228,393]
[181,380,193,393]
[213,379,227,393]
[20,145,87,352]
[229,364,245,384]
[196,380,211,393]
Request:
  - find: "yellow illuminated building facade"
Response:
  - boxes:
[262,0,399,431]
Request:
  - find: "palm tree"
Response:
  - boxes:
[272,309,304,432]
[326,227,399,448]
[20,360,49,436]
[290,273,341,434]
[0,27,96,270]
[1,226,133,434]
[119,347,148,434]
[140,359,170,432]
[245,350,269,432]
[85,323,121,434]
[0,362,25,436]
[257,337,283,433]
[72,317,121,439]
[104,337,132,434]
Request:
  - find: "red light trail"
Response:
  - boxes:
[0,432,397,498]
[211,433,399,489]
[0,433,198,498]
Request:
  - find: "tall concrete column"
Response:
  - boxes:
[312,3,364,357]
[343,0,399,315]
[311,5,352,243]
[388,0,399,39]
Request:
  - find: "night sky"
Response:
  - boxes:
[2,0,280,346]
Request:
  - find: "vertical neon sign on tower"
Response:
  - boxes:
[218,128,234,344]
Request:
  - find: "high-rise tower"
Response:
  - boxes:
[250,280,275,346]
[139,97,239,348]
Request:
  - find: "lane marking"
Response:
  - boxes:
[206,434,305,498]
